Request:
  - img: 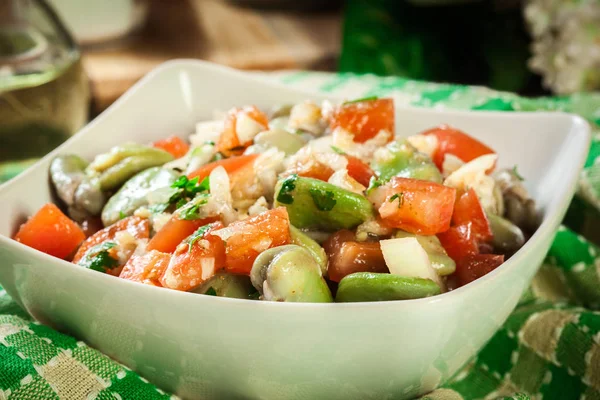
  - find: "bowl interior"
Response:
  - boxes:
[0,60,588,241]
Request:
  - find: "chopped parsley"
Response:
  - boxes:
[389,192,404,208]
[512,165,524,181]
[149,176,211,216]
[330,146,347,155]
[276,174,298,204]
[119,211,127,220]
[205,287,217,296]
[178,195,209,221]
[204,140,215,146]
[366,177,384,195]
[78,241,119,273]
[343,96,379,105]
[186,223,214,252]
[309,188,337,211]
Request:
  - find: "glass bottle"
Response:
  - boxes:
[0,0,90,174]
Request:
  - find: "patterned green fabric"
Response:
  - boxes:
[1,72,600,399]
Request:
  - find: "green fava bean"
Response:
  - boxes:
[49,155,89,206]
[97,152,174,191]
[251,245,332,303]
[488,213,525,255]
[274,175,374,231]
[254,129,306,155]
[336,272,441,302]
[394,231,455,276]
[101,167,179,226]
[191,274,258,299]
[73,176,106,216]
[289,225,328,276]
[371,140,442,183]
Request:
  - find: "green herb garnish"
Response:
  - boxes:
[164,176,211,213]
[178,195,209,221]
[343,96,379,105]
[277,174,298,204]
[186,223,214,252]
[366,177,384,195]
[331,146,347,155]
[309,188,337,211]
[119,211,127,220]
[205,140,215,146]
[78,241,119,273]
[512,165,524,181]
[389,192,404,208]
[205,287,217,296]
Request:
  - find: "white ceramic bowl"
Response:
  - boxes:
[0,60,590,400]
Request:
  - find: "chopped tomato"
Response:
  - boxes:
[120,250,171,286]
[455,254,504,286]
[323,230,388,282]
[216,106,268,156]
[160,222,225,291]
[152,135,190,158]
[368,177,456,235]
[187,154,258,182]
[72,216,149,263]
[437,223,478,262]
[330,98,394,143]
[285,157,334,182]
[14,203,85,259]
[147,215,219,254]
[215,207,291,275]
[346,156,374,187]
[422,125,495,169]
[452,189,493,242]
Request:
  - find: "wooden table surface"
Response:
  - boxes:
[82,0,341,110]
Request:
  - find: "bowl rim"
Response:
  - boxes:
[0,59,592,310]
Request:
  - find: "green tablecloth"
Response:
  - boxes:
[1,73,600,400]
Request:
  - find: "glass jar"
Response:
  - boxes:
[0,0,90,173]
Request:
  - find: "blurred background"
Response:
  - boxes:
[1,0,599,180]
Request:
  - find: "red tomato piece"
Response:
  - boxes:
[437,223,478,262]
[422,125,495,169]
[72,216,149,263]
[368,177,456,235]
[323,230,388,282]
[455,254,504,286]
[147,215,219,254]
[452,189,493,242]
[285,157,334,182]
[330,98,394,143]
[346,155,374,187]
[152,135,190,159]
[119,250,171,286]
[215,207,291,275]
[187,154,258,182]
[14,203,85,259]
[160,222,226,291]
[216,106,268,156]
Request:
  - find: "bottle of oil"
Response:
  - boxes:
[0,0,90,179]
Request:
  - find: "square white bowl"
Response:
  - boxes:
[0,60,590,399]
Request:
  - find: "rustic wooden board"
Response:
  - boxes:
[82,0,341,110]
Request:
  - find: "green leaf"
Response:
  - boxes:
[331,146,347,155]
[205,140,215,146]
[512,165,524,181]
[309,188,337,211]
[78,241,119,273]
[205,287,217,296]
[186,223,214,252]
[119,211,127,220]
[277,174,298,205]
[389,192,404,208]
[343,96,379,105]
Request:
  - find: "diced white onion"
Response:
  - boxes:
[328,169,365,194]
[380,237,444,290]
[442,154,465,178]
[444,154,498,214]
[288,101,325,135]
[190,120,224,147]
[206,166,237,225]
[236,113,267,144]
[248,196,269,217]
[406,135,438,158]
